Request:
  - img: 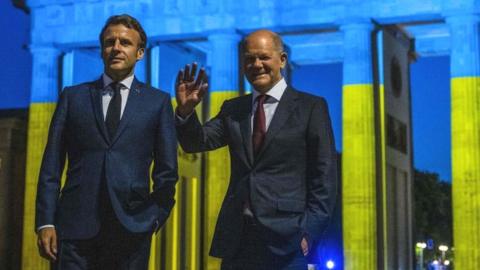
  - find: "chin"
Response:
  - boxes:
[108,63,125,69]
[252,85,270,93]
[106,67,128,77]
[252,81,271,90]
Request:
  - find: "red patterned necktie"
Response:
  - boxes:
[252,94,268,156]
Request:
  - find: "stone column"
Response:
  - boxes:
[447,13,480,270]
[341,22,378,270]
[21,46,61,270]
[205,31,241,270]
[147,44,162,270]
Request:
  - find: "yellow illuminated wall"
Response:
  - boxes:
[163,176,183,270]
[150,100,203,270]
[342,84,377,270]
[451,77,480,269]
[21,102,56,270]
[204,91,238,270]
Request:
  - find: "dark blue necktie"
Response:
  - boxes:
[105,82,122,139]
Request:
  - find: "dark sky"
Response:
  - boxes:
[0,1,31,109]
[410,56,450,182]
[0,2,451,181]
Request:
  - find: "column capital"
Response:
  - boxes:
[207,29,240,92]
[29,45,62,56]
[339,18,373,32]
[30,45,62,103]
[446,12,480,78]
[341,20,373,85]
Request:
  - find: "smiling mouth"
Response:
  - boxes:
[253,74,268,79]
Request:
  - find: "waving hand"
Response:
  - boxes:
[175,62,208,117]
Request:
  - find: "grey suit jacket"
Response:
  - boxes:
[177,86,337,258]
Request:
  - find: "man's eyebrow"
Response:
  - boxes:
[103,36,134,42]
[244,52,270,55]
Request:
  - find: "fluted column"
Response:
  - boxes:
[148,45,163,270]
[447,13,480,269]
[341,22,378,270]
[22,46,61,270]
[205,31,241,270]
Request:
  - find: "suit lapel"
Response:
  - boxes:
[110,77,142,145]
[238,95,254,165]
[255,87,298,161]
[89,77,111,144]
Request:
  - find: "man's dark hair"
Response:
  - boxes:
[99,14,147,49]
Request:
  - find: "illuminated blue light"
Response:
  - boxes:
[326,260,335,269]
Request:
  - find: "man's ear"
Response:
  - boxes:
[136,47,145,61]
[280,51,288,68]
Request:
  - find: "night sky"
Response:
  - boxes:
[0,1,31,109]
[0,2,451,181]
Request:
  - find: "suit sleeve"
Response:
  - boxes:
[304,98,338,242]
[176,103,228,153]
[150,95,179,215]
[35,89,69,229]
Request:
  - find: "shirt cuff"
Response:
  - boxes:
[37,225,55,233]
[175,110,193,124]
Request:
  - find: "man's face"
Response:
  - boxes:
[101,24,144,80]
[243,34,286,93]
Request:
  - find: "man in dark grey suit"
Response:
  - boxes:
[175,30,337,270]
[35,14,177,269]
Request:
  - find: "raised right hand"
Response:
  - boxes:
[175,62,208,117]
[37,227,57,261]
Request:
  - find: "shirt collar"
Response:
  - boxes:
[252,78,287,103]
[102,73,134,90]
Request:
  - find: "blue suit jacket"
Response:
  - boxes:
[35,77,178,239]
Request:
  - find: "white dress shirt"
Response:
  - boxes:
[251,78,287,132]
[102,73,133,119]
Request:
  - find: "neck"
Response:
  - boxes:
[105,69,134,82]
[255,77,283,94]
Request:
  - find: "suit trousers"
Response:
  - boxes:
[52,178,152,270]
[221,216,307,270]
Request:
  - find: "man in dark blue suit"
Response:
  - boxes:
[35,14,177,269]
[175,30,337,270]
